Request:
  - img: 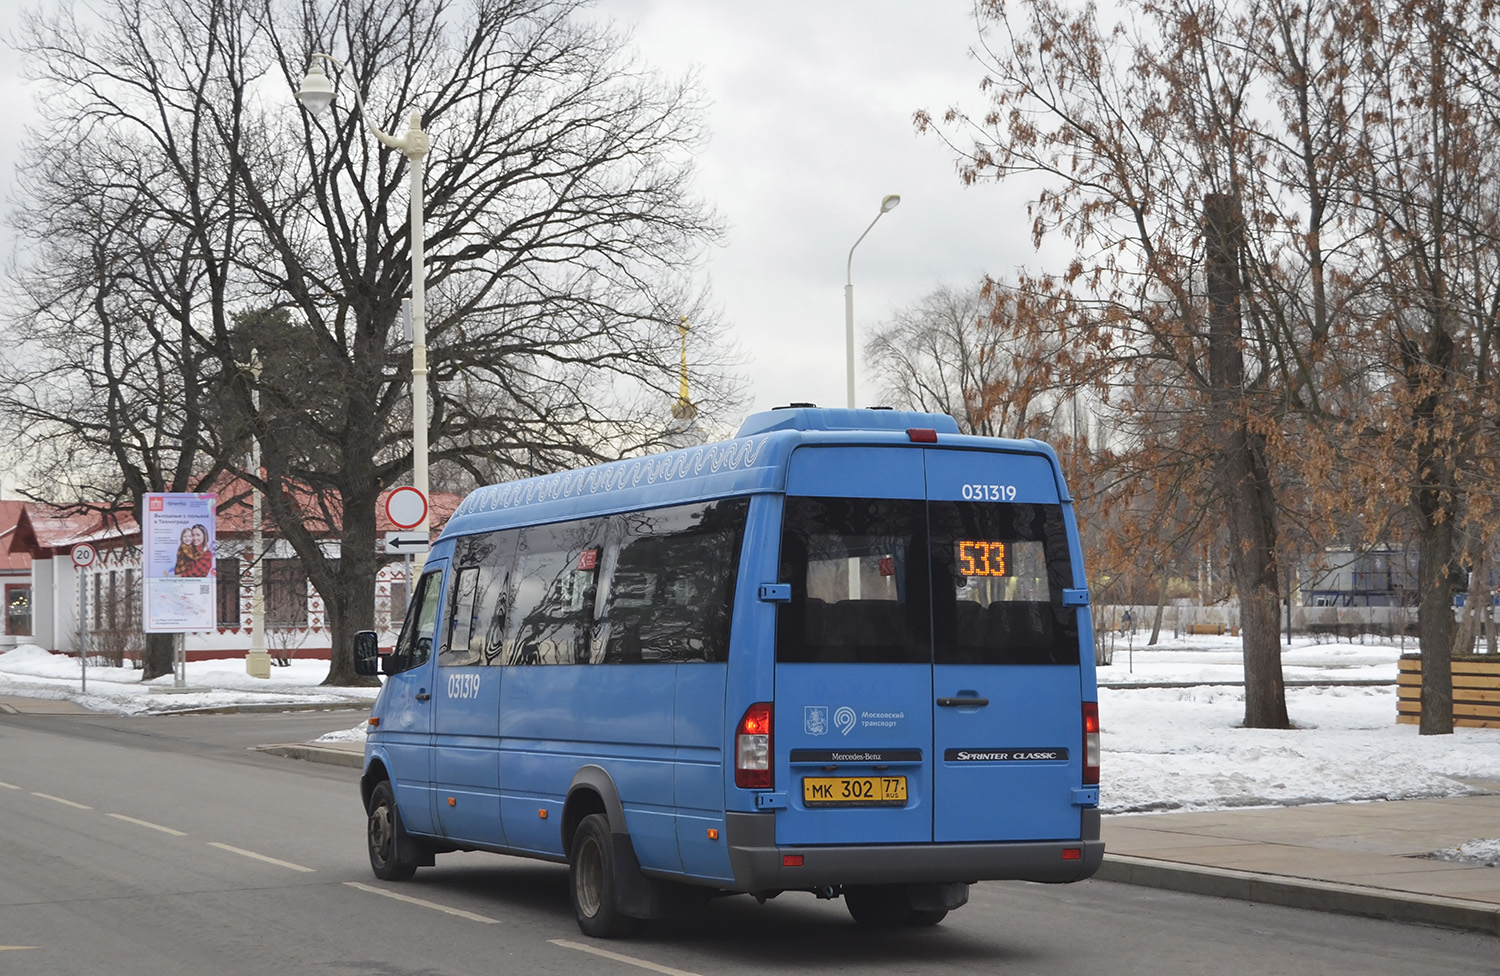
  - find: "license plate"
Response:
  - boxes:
[802,776,908,807]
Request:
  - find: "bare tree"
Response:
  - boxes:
[919,0,1362,726]
[1,0,245,677]
[864,280,1073,438]
[923,0,1500,731]
[6,0,741,684]
[1346,0,1500,731]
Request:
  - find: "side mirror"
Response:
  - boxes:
[353,630,381,677]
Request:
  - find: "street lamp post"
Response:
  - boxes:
[844,194,900,408]
[245,350,270,679]
[295,55,431,572]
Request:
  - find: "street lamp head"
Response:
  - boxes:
[880,194,901,213]
[295,59,336,115]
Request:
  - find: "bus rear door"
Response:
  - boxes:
[773,447,935,845]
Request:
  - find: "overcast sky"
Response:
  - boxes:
[0,1,1043,431]
[601,0,1039,420]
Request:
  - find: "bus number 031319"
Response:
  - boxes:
[961,483,1017,502]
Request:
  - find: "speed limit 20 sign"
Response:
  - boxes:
[70,543,97,568]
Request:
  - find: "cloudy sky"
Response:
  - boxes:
[0,1,1043,428]
[600,0,1038,419]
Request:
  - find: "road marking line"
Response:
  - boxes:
[108,813,187,836]
[343,881,500,923]
[32,792,91,810]
[0,780,19,789]
[550,939,705,976]
[206,842,314,873]
[0,946,41,951]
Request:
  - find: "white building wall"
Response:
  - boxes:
[30,557,55,650]
[49,556,78,654]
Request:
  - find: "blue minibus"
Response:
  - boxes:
[353,405,1103,936]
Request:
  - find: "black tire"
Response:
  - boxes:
[569,813,639,938]
[366,780,421,882]
[906,908,949,926]
[843,885,914,927]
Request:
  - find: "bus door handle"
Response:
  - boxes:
[937,696,989,708]
[415,691,431,702]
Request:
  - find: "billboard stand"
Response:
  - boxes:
[142,492,216,694]
[151,634,203,694]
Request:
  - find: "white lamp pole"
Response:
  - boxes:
[295,55,431,573]
[245,350,270,679]
[844,194,901,409]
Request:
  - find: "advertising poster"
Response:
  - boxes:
[142,492,218,633]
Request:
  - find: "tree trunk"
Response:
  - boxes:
[1204,193,1289,729]
[319,371,386,689]
[321,476,381,688]
[141,631,175,681]
[1406,305,1457,733]
[1148,565,1169,646]
[1415,488,1456,733]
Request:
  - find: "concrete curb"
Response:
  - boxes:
[251,742,364,768]
[1097,854,1500,936]
[1098,679,1395,690]
[164,700,370,716]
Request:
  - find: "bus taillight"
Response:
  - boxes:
[1083,702,1100,785]
[735,702,774,790]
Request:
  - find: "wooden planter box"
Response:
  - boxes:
[1397,654,1500,728]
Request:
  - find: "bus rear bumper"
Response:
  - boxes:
[724,810,1104,891]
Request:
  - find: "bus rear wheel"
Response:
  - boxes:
[367,780,421,881]
[843,885,914,927]
[906,908,949,926]
[569,813,639,938]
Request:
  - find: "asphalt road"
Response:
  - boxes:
[2,711,1497,976]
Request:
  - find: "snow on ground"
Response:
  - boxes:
[1097,635,1499,817]
[0,643,376,716]
[3,636,1499,849]
[1430,838,1500,868]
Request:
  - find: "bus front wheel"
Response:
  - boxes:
[367,780,421,882]
[569,813,639,938]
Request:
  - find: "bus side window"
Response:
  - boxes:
[449,529,519,666]
[602,498,749,664]
[391,570,443,673]
[440,567,481,667]
[506,518,607,665]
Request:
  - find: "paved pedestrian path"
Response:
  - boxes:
[1099,790,1500,934]
[0,694,90,715]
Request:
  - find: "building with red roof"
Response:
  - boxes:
[6,485,459,663]
[0,500,37,647]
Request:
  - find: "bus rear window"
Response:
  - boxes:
[929,501,1079,665]
[776,497,931,664]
